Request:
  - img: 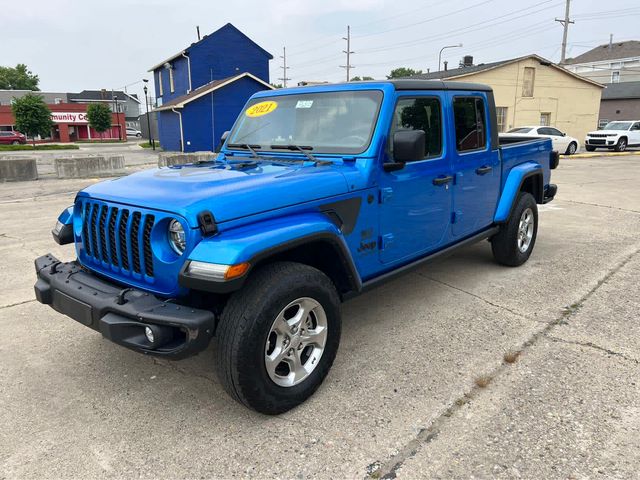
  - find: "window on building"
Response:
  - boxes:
[496,107,508,132]
[158,71,164,96]
[540,112,551,126]
[390,97,443,159]
[522,67,535,97]
[453,96,487,152]
[169,67,175,93]
[611,71,620,83]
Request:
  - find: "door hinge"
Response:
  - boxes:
[379,233,394,250]
[379,187,393,204]
[451,210,463,224]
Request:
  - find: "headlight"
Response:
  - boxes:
[168,219,186,254]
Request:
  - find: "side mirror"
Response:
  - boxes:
[394,130,426,162]
[215,131,230,153]
[562,132,566,137]
[384,130,426,172]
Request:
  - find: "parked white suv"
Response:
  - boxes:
[585,121,640,152]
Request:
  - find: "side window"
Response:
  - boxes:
[548,128,563,136]
[632,122,640,131]
[538,127,553,135]
[390,97,442,159]
[453,96,486,152]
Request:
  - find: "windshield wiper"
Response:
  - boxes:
[270,144,316,162]
[227,143,260,158]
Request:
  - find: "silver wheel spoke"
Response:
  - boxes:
[300,325,327,347]
[265,346,289,376]
[517,207,535,253]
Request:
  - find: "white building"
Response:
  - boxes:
[564,40,640,84]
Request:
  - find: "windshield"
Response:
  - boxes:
[603,121,632,130]
[507,127,533,133]
[227,90,383,154]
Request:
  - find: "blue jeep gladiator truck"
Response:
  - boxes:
[35,80,558,414]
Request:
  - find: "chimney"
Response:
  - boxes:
[462,55,474,67]
[609,34,613,51]
[444,61,448,71]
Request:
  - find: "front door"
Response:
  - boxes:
[538,127,569,152]
[629,122,640,145]
[449,93,501,237]
[379,93,453,264]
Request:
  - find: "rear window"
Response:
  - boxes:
[453,97,487,152]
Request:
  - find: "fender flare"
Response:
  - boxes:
[179,212,361,294]
[494,163,543,223]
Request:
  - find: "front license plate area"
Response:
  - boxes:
[52,291,93,326]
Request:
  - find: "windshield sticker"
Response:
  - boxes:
[295,100,314,109]
[245,101,278,117]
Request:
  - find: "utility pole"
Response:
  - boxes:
[555,0,574,64]
[340,25,354,82]
[278,47,291,88]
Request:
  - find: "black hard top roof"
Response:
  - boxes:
[387,79,493,92]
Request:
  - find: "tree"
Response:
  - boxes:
[350,76,375,81]
[386,67,423,79]
[270,83,284,89]
[0,64,40,90]
[86,103,113,141]
[11,93,53,146]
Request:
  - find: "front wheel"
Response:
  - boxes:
[614,137,627,152]
[11,140,20,145]
[491,192,538,267]
[215,262,341,414]
[565,142,577,155]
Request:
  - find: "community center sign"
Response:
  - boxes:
[51,112,89,123]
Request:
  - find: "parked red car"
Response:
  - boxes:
[0,131,27,145]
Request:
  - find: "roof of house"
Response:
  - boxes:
[409,54,603,88]
[601,81,640,100]
[565,40,640,65]
[153,72,273,111]
[148,23,273,72]
[68,90,140,103]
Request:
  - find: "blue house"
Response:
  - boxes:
[149,23,274,152]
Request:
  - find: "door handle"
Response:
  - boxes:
[475,165,492,175]
[432,175,454,186]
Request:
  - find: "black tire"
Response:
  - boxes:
[136,133,142,138]
[491,192,538,267]
[215,261,341,414]
[585,145,596,152]
[11,140,20,145]
[565,142,577,155]
[614,137,627,152]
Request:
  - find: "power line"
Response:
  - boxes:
[555,0,574,63]
[339,25,354,82]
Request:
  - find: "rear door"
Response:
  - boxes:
[378,92,453,264]
[448,93,501,237]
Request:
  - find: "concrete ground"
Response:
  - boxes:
[0,154,639,479]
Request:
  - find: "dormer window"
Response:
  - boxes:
[158,71,164,96]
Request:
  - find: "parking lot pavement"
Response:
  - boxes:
[1,155,639,478]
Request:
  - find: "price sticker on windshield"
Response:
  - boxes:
[245,101,278,117]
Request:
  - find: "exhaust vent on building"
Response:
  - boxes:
[462,55,474,67]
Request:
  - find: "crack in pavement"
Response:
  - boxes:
[416,272,545,325]
[544,334,639,365]
[366,246,640,479]
[562,199,640,215]
[0,299,36,310]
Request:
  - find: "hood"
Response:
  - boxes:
[587,130,624,135]
[79,161,350,227]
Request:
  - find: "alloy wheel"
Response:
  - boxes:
[517,208,534,253]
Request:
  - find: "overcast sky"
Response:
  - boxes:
[3,0,639,102]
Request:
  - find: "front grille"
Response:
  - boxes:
[589,133,610,138]
[589,139,606,145]
[80,200,156,278]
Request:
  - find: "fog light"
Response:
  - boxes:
[145,326,155,343]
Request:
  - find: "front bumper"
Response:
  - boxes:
[34,254,215,359]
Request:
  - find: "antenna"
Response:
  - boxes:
[196,25,201,41]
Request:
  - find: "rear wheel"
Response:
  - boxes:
[585,145,596,152]
[614,137,627,152]
[565,142,577,155]
[215,262,341,414]
[491,192,538,267]
[11,140,19,145]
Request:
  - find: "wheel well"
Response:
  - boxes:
[252,240,356,297]
[520,173,543,203]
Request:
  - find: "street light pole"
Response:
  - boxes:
[438,43,463,72]
[143,80,155,151]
